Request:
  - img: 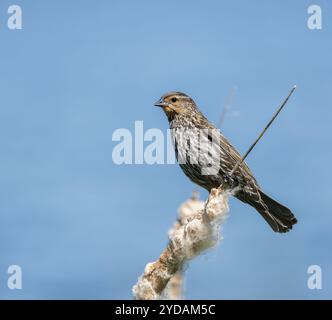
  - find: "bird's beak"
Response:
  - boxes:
[154,99,169,108]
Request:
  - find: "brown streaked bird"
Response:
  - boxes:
[155,91,297,233]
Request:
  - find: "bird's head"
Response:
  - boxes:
[154,92,197,120]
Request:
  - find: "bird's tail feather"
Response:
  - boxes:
[254,191,297,233]
[237,189,297,233]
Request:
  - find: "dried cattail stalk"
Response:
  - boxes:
[132,188,229,300]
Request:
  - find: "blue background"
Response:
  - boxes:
[0,0,331,299]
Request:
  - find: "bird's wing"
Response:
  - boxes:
[221,134,259,184]
[194,115,260,190]
[206,124,261,190]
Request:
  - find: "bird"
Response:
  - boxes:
[154,91,297,233]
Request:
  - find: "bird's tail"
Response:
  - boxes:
[254,190,297,233]
[237,189,297,233]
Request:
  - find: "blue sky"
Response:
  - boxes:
[0,0,331,299]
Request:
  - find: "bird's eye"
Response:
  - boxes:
[171,97,177,103]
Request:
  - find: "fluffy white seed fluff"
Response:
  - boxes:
[132,188,229,300]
